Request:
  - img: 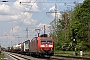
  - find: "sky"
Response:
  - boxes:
[0,0,84,48]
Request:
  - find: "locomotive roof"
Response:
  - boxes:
[40,34,48,37]
[40,37,52,40]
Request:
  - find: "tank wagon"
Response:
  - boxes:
[11,43,22,53]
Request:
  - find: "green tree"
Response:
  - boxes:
[50,0,90,51]
[70,0,90,51]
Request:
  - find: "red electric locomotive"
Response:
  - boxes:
[30,34,54,57]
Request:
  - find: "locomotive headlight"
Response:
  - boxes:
[41,45,45,47]
[49,45,53,47]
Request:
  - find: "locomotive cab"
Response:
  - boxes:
[38,34,54,56]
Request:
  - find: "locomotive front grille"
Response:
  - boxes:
[41,50,54,55]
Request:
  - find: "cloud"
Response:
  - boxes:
[20,12,37,25]
[0,4,21,21]
[0,4,10,15]
[0,0,48,39]
[49,6,55,11]
[5,35,15,40]
[0,33,15,40]
[36,23,51,34]
[0,0,46,25]
[49,6,62,19]
[0,0,38,23]
[37,23,51,28]
[15,0,39,12]
[10,26,19,34]
[22,19,37,25]
[0,15,19,21]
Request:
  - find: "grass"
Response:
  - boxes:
[54,50,90,58]
[0,52,3,60]
[54,50,74,56]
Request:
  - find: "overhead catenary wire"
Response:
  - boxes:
[12,0,78,36]
[9,0,38,40]
[18,0,52,33]
[19,0,61,34]
[20,1,76,4]
[36,0,61,25]
[19,0,38,26]
[15,0,38,31]
[16,0,77,28]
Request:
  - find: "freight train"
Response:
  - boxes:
[10,34,54,57]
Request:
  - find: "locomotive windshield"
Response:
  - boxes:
[41,40,52,44]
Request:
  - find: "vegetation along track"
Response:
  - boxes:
[51,55,90,60]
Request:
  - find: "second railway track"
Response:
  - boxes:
[7,52,31,60]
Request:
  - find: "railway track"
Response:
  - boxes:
[4,52,90,60]
[7,52,31,60]
[5,52,60,60]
